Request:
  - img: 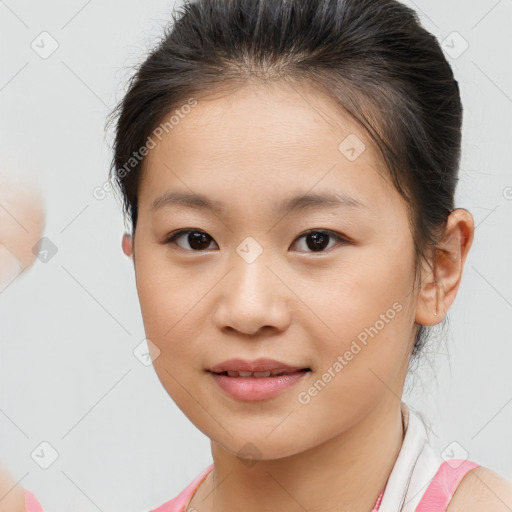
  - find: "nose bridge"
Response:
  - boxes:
[213,236,290,335]
[230,235,276,301]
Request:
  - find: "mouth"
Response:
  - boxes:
[207,357,312,375]
[209,368,311,378]
[206,361,312,401]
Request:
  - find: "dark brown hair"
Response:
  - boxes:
[107,0,462,361]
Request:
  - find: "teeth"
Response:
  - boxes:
[253,371,271,377]
[222,369,297,377]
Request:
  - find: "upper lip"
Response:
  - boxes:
[208,358,309,373]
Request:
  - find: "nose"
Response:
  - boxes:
[212,253,291,337]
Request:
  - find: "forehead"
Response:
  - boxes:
[139,81,397,214]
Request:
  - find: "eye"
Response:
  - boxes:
[164,228,349,253]
[164,229,218,251]
[291,229,348,253]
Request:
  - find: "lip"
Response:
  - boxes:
[208,358,309,373]
[208,370,310,401]
[206,358,311,402]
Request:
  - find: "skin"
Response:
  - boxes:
[447,467,512,512]
[120,80,508,511]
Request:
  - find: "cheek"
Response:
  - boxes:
[134,255,204,411]
[135,251,180,344]
[135,246,186,322]
[134,246,214,369]
[313,243,413,338]
[308,242,415,392]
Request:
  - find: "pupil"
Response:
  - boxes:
[185,231,330,251]
[189,232,210,250]
[307,232,329,251]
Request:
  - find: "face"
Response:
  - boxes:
[128,81,421,459]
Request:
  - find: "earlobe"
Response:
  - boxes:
[122,232,133,259]
[415,208,474,326]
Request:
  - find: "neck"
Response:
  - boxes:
[190,397,405,512]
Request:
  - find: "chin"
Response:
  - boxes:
[211,428,317,462]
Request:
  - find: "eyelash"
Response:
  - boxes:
[164,228,350,253]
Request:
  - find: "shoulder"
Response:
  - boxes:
[447,465,512,512]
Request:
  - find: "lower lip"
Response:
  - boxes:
[208,370,310,401]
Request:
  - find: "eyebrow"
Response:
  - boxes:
[151,190,368,216]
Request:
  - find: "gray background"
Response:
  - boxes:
[0,0,511,511]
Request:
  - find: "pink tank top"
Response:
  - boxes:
[145,458,480,512]
[23,458,479,511]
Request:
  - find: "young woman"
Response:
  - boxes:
[15,0,512,510]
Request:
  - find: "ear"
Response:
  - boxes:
[122,232,133,259]
[415,208,474,326]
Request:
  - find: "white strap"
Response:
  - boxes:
[379,402,442,512]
